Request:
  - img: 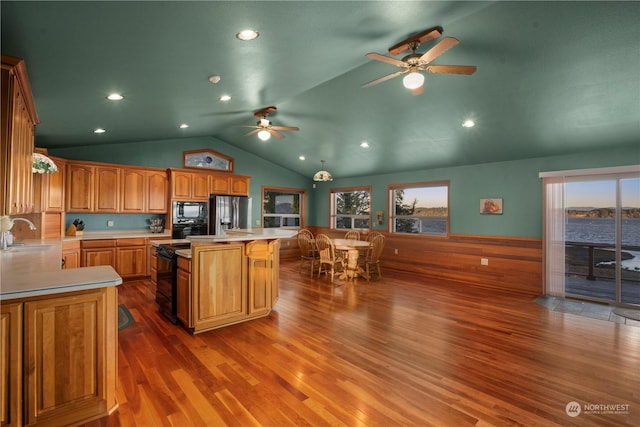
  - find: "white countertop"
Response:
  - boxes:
[0,238,122,300]
[176,229,297,258]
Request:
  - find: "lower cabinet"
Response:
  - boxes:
[178,240,280,334]
[81,238,148,279]
[1,287,118,426]
[62,240,80,269]
[1,302,22,427]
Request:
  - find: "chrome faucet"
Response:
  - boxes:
[0,216,37,250]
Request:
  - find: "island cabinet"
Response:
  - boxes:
[177,240,280,334]
[1,287,118,427]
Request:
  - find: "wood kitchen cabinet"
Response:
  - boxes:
[116,238,147,279]
[176,256,192,327]
[1,55,39,216]
[120,168,146,213]
[22,287,118,426]
[147,170,168,213]
[229,175,250,196]
[33,155,65,213]
[0,302,22,427]
[66,163,94,212]
[170,170,193,199]
[81,239,116,269]
[169,168,250,200]
[62,240,81,269]
[94,166,120,212]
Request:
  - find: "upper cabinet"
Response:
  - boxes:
[169,168,250,200]
[1,55,39,215]
[34,155,65,213]
[67,160,168,213]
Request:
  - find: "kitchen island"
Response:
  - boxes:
[1,239,121,426]
[169,229,296,334]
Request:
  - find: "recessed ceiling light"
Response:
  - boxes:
[208,75,221,84]
[236,29,259,41]
[299,156,306,161]
[360,141,369,148]
[462,119,475,128]
[94,128,106,134]
[106,93,123,101]
[179,123,189,129]
[219,95,231,102]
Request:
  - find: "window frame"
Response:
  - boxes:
[329,185,372,231]
[387,180,450,236]
[261,186,306,229]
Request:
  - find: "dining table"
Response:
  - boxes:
[331,238,372,280]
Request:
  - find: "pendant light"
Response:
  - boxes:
[313,160,333,182]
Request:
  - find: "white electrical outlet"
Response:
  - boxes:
[394,249,398,255]
[107,220,114,227]
[481,258,489,265]
[255,220,260,226]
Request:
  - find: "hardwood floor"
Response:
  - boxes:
[83,260,640,426]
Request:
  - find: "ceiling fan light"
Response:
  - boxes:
[402,72,425,90]
[257,130,271,141]
[313,160,333,182]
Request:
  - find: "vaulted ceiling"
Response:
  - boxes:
[2,1,638,178]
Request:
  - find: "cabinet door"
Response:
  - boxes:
[34,157,65,213]
[209,174,230,195]
[94,166,120,212]
[82,248,116,268]
[147,170,168,213]
[66,163,94,212]
[62,249,80,269]
[246,241,272,315]
[121,168,146,213]
[23,287,118,426]
[176,266,192,327]
[171,171,192,199]
[192,173,209,200]
[0,302,22,427]
[192,244,246,330]
[116,246,146,278]
[229,176,249,196]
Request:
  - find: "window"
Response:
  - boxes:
[388,181,449,235]
[262,187,305,228]
[330,187,371,230]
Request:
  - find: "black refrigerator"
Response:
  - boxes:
[209,195,251,235]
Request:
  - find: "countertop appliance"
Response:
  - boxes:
[172,201,208,239]
[156,242,191,323]
[210,195,251,235]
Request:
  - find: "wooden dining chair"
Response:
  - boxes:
[363,234,385,280]
[297,231,318,277]
[315,233,343,283]
[344,230,360,240]
[298,228,314,240]
[366,231,383,242]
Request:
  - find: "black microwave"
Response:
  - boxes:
[172,201,207,222]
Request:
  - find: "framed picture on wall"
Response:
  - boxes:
[183,149,234,172]
[480,198,503,214]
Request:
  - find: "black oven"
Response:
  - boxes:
[156,243,190,323]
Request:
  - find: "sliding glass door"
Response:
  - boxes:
[542,167,640,307]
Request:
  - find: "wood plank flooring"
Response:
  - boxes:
[82,260,640,426]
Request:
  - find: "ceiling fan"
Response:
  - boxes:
[362,26,476,96]
[238,106,299,141]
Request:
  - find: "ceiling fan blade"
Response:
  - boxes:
[244,129,261,137]
[365,52,406,68]
[270,125,299,131]
[388,26,443,56]
[268,129,285,139]
[427,65,477,75]
[362,70,405,88]
[411,85,424,96]
[419,36,459,64]
[236,124,260,129]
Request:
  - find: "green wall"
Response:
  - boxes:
[51,139,638,238]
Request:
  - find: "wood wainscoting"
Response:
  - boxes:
[311,228,542,296]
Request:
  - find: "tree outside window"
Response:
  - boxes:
[389,182,449,235]
[331,187,371,230]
